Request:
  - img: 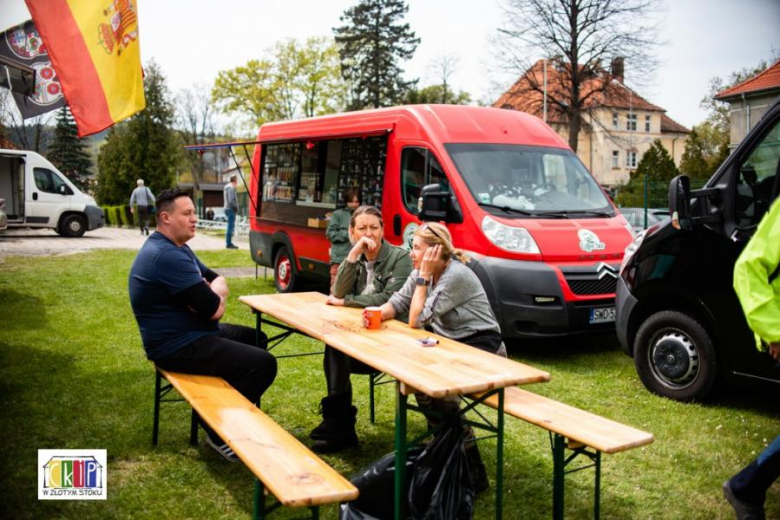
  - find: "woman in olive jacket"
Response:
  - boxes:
[310,205,412,453]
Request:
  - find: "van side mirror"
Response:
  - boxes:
[418,183,462,223]
[669,175,692,231]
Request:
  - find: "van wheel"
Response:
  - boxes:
[634,310,718,402]
[274,246,298,293]
[60,215,86,238]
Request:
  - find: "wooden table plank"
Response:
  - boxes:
[240,292,550,398]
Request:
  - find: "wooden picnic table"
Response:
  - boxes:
[240,291,550,520]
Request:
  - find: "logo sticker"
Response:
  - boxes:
[38,449,107,500]
[402,222,419,250]
[578,229,605,253]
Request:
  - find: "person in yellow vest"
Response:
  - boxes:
[723,198,780,520]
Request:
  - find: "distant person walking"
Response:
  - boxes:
[130,179,155,236]
[224,175,239,249]
[723,198,780,520]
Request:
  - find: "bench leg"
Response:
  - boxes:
[254,479,264,520]
[552,434,566,520]
[153,370,162,446]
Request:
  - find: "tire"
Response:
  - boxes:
[274,246,298,293]
[633,310,718,402]
[60,215,87,238]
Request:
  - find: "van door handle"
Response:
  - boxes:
[393,215,401,236]
[33,192,38,201]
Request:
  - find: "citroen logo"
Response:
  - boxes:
[597,262,618,280]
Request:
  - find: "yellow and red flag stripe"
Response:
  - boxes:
[24,0,145,137]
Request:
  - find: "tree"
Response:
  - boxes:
[494,0,660,151]
[334,0,420,109]
[404,85,471,105]
[212,38,346,129]
[48,106,92,190]
[175,84,218,193]
[96,61,179,205]
[616,139,676,208]
[679,123,731,183]
[405,54,472,105]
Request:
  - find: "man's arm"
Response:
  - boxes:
[129,188,136,213]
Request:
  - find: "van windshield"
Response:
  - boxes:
[445,144,613,217]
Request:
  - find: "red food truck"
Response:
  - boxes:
[248,104,633,339]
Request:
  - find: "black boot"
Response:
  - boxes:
[466,445,489,494]
[309,395,358,453]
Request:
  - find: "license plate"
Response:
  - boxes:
[589,307,616,324]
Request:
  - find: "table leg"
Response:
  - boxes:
[394,382,408,520]
[496,388,505,520]
[552,433,565,520]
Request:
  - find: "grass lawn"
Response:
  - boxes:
[0,249,777,519]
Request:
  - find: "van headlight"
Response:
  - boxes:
[481,215,540,254]
[620,229,646,275]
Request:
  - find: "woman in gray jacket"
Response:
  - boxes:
[376,221,506,493]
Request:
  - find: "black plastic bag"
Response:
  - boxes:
[340,446,425,520]
[408,423,475,520]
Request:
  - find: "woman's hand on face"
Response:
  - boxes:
[419,244,445,279]
[348,236,377,261]
[326,295,345,306]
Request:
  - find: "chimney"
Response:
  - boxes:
[611,57,625,83]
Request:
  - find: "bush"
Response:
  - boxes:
[101,206,112,226]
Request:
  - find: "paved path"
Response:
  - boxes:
[0,226,248,258]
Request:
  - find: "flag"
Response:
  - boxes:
[0,20,66,119]
[24,0,146,137]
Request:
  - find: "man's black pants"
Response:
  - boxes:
[155,323,277,437]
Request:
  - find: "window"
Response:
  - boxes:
[612,112,619,130]
[626,114,637,131]
[612,150,620,168]
[645,115,651,132]
[734,118,780,228]
[259,135,387,224]
[401,147,448,214]
[626,151,637,169]
[33,168,69,195]
[445,143,613,214]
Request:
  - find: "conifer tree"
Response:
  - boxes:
[96,61,179,205]
[334,0,420,109]
[48,106,92,190]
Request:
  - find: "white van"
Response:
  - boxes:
[0,149,104,237]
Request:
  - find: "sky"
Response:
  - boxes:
[1,0,779,130]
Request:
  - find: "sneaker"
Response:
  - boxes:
[723,479,765,520]
[226,244,239,249]
[206,434,240,463]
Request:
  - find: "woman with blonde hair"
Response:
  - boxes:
[374,220,507,492]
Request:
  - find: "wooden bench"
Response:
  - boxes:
[472,387,654,520]
[153,368,358,519]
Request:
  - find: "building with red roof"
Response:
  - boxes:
[495,59,689,187]
[715,60,780,147]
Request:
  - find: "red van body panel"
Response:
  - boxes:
[249,105,633,339]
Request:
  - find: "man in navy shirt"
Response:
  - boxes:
[129,188,277,462]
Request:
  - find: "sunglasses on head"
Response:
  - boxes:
[420,223,443,240]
